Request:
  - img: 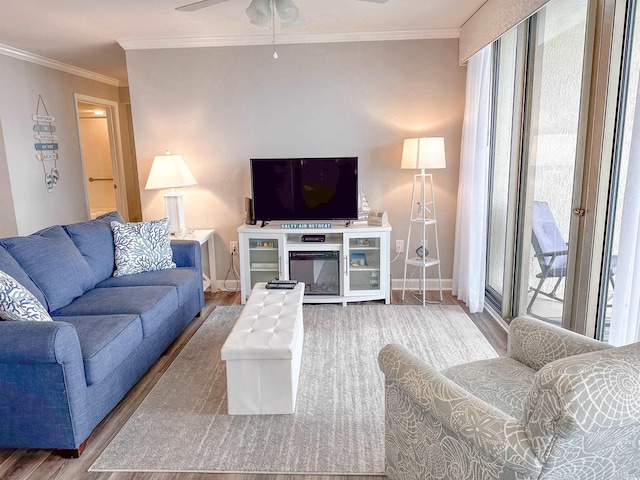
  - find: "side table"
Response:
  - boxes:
[173,229,217,292]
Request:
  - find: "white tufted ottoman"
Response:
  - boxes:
[221,282,305,415]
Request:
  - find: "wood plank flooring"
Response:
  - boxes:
[0,290,507,480]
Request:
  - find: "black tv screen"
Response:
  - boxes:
[251,157,358,222]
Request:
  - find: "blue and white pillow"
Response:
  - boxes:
[0,270,52,321]
[111,218,176,277]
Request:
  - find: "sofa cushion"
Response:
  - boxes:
[64,211,124,285]
[96,267,201,306]
[111,219,176,277]
[0,246,47,308]
[0,271,52,322]
[52,286,178,338]
[56,314,143,385]
[441,357,536,419]
[0,226,95,311]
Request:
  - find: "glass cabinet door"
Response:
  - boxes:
[344,234,382,295]
[248,236,283,288]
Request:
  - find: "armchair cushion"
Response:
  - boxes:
[441,357,535,419]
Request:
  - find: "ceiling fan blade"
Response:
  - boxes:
[175,0,230,12]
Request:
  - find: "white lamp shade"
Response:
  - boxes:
[145,153,197,190]
[401,137,446,170]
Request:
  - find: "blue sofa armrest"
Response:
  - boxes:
[171,240,202,270]
[0,321,89,449]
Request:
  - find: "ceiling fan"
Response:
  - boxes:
[176,0,388,29]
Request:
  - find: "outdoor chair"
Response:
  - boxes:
[378,316,640,479]
[528,201,617,318]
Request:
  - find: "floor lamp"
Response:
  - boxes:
[401,137,446,305]
[145,151,197,234]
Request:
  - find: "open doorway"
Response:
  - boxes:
[74,95,129,220]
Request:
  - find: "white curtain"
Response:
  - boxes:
[452,45,493,313]
[609,77,640,346]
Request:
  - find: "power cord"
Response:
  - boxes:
[222,250,240,296]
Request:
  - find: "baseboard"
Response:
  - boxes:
[483,301,510,332]
[213,280,240,292]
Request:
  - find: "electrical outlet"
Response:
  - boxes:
[230,241,238,255]
[396,240,404,253]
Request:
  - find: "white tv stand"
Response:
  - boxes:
[238,222,392,305]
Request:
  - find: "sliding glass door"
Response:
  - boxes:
[514,0,590,326]
[486,28,518,308]
[483,0,640,340]
[598,1,640,344]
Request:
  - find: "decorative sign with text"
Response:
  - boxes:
[33,95,60,192]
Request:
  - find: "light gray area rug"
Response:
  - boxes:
[90,304,498,475]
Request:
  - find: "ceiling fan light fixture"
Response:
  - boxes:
[274,0,299,26]
[246,0,271,27]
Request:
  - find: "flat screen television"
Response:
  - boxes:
[251,157,358,223]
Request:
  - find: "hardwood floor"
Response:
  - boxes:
[0,290,507,480]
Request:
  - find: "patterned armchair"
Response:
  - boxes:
[378,316,640,479]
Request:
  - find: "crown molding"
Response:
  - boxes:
[0,43,121,87]
[118,29,460,50]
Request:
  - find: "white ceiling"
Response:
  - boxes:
[0,0,485,84]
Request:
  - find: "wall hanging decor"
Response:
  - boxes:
[33,95,60,192]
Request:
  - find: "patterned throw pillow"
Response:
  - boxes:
[111,218,176,277]
[0,270,52,321]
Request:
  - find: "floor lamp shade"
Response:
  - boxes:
[401,137,446,170]
[145,152,197,234]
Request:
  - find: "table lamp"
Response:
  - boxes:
[145,151,197,234]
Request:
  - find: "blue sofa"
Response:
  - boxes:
[0,212,204,456]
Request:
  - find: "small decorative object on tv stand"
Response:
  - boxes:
[367,210,387,226]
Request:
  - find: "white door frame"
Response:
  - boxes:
[74,93,129,221]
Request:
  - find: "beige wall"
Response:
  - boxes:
[0,54,120,234]
[126,39,466,285]
[118,86,143,222]
[0,118,18,237]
